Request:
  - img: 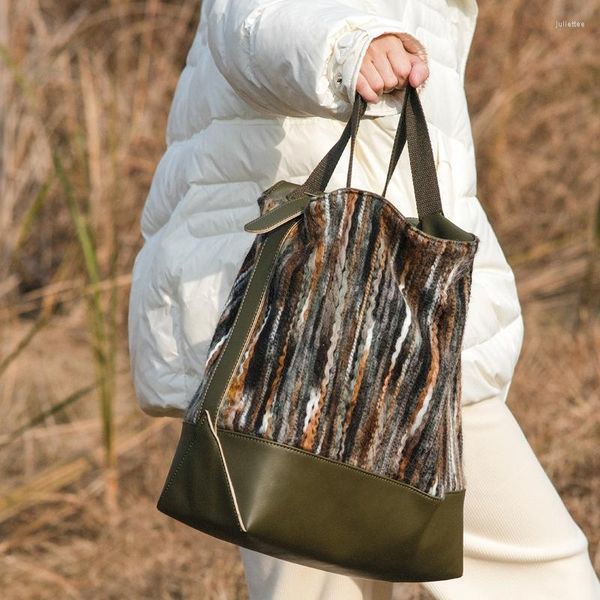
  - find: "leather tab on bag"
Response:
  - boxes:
[244,192,314,234]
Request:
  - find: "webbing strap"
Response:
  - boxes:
[288,85,444,218]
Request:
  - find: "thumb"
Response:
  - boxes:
[406,52,430,88]
[391,32,429,88]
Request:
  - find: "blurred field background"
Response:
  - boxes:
[0,0,598,598]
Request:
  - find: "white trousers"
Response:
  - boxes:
[239,396,600,599]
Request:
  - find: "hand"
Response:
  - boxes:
[357,32,429,103]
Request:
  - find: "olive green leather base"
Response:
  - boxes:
[157,417,465,583]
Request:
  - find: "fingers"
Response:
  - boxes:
[385,47,413,87]
[369,51,401,93]
[356,72,381,104]
[357,32,429,103]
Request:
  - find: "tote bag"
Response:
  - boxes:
[157,83,479,582]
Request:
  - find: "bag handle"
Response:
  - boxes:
[287,84,444,218]
[286,91,367,201]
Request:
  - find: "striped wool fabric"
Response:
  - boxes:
[185,187,478,499]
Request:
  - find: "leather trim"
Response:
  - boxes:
[244,193,310,233]
[221,428,451,504]
[194,212,300,422]
[205,410,247,532]
[157,417,246,538]
[245,184,474,242]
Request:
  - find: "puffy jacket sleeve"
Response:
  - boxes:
[206,0,417,118]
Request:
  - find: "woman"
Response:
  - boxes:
[127,0,600,597]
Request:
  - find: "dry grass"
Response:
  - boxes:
[0,1,598,598]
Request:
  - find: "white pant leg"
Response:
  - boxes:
[239,547,394,600]
[239,397,600,600]
[423,396,600,600]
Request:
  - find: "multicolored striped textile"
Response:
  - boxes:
[185,186,478,499]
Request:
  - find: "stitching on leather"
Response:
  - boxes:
[250,188,478,246]
[247,199,306,232]
[212,221,299,424]
[205,410,247,533]
[158,416,204,501]
[205,183,298,420]
[267,180,291,194]
[207,238,270,423]
[218,428,464,504]
[249,211,302,233]
[359,188,479,246]
[191,234,271,424]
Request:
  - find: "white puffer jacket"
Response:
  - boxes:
[128,0,524,418]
